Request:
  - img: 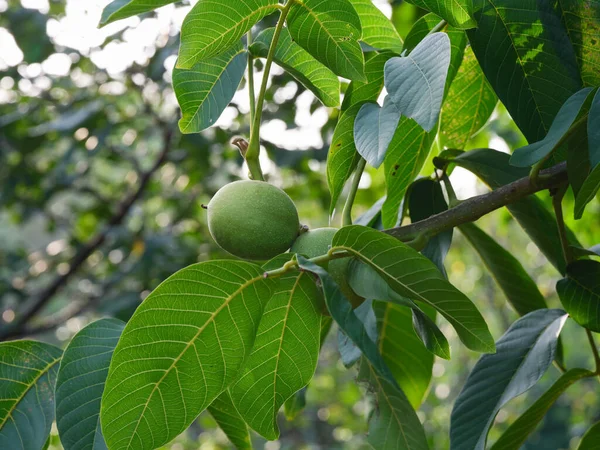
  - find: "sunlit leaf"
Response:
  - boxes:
[511,88,594,167]
[230,269,322,440]
[332,226,495,353]
[101,260,274,450]
[208,391,252,450]
[178,0,279,68]
[0,341,62,450]
[174,43,247,134]
[357,357,429,450]
[56,318,125,450]
[287,0,366,81]
[249,28,340,107]
[441,47,497,149]
[557,260,600,332]
[341,52,388,110]
[467,0,583,143]
[450,309,568,450]
[100,0,179,26]
[385,33,451,132]
[490,368,593,450]
[349,0,403,53]
[405,0,476,29]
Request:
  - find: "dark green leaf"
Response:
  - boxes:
[511,88,594,167]
[450,309,568,450]
[568,133,591,199]
[589,89,600,167]
[287,0,366,81]
[178,0,279,68]
[557,260,600,332]
[467,1,583,143]
[249,28,340,107]
[230,269,322,440]
[560,0,600,87]
[297,255,398,388]
[354,97,401,168]
[56,318,125,450]
[0,341,62,450]
[100,0,179,26]
[443,148,581,274]
[441,46,497,149]
[579,421,600,450]
[101,260,274,450]
[490,368,593,450]
[333,226,495,353]
[174,43,247,134]
[337,299,378,367]
[405,0,476,29]
[385,33,451,132]
[208,391,252,450]
[357,357,430,450]
[349,0,403,53]
[459,223,548,316]
[575,164,600,219]
[374,302,436,408]
[382,118,436,227]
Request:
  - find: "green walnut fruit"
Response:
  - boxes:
[207,180,300,260]
[291,227,364,308]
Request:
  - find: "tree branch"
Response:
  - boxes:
[385,162,568,241]
[1,127,174,341]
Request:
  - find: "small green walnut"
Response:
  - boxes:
[207,180,300,260]
[291,227,364,308]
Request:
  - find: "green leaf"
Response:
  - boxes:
[354,97,401,168]
[579,421,600,450]
[297,255,398,388]
[459,223,548,316]
[382,117,436,228]
[348,261,450,360]
[589,89,600,167]
[100,0,179,26]
[443,148,581,274]
[403,13,442,53]
[405,0,476,29]
[568,133,591,199]
[283,317,332,420]
[178,0,279,69]
[337,299,378,368]
[348,0,403,53]
[100,260,274,450]
[575,163,600,219]
[450,309,568,450]
[357,357,430,450]
[208,391,252,450]
[490,368,593,450]
[374,302,436,408]
[441,46,497,149]
[287,0,366,81]
[510,88,594,167]
[557,260,600,332]
[55,318,125,450]
[249,28,340,107]
[332,225,495,353]
[385,33,451,132]
[341,52,388,110]
[560,0,600,87]
[0,340,62,450]
[230,269,322,440]
[467,0,583,143]
[174,43,247,134]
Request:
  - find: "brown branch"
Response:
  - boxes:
[385,162,568,241]
[1,128,174,341]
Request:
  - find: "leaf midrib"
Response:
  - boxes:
[124,272,266,449]
[0,356,61,430]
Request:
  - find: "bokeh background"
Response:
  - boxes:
[1,0,599,448]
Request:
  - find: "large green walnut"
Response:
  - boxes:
[291,227,364,308]
[207,180,300,260]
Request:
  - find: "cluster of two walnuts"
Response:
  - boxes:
[206,180,362,306]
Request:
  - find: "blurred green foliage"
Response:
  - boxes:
[1,1,598,449]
